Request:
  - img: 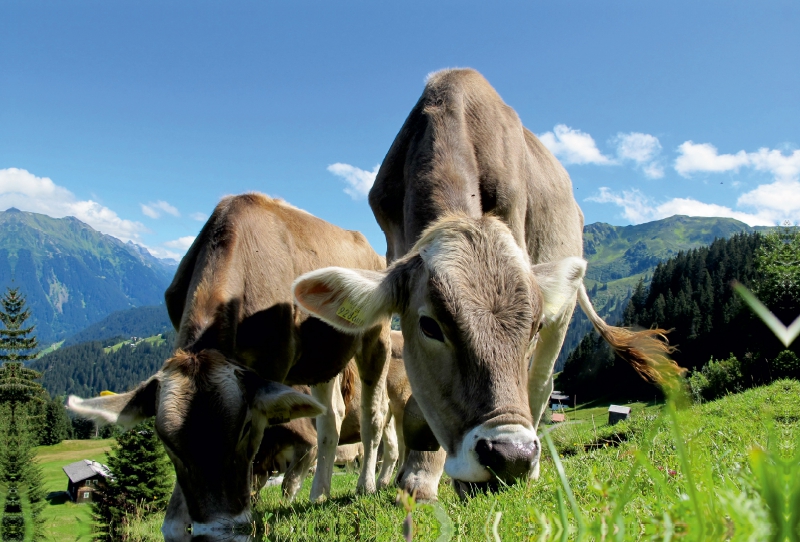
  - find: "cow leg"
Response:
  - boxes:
[377,412,399,488]
[282,444,317,502]
[309,376,345,501]
[528,303,575,433]
[395,449,446,502]
[354,324,391,494]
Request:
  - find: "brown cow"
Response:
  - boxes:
[68,193,392,535]
[293,69,678,499]
[253,348,407,500]
[253,331,410,499]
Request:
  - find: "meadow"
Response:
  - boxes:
[115,379,800,541]
[34,439,114,542]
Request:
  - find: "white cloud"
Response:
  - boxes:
[327,163,380,200]
[0,167,148,242]
[675,142,800,182]
[538,125,613,165]
[737,180,800,222]
[642,162,665,179]
[190,212,208,222]
[615,132,661,163]
[141,200,180,219]
[141,204,159,219]
[588,187,785,227]
[163,236,196,251]
[614,132,664,179]
[144,245,182,261]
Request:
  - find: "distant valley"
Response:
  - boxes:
[2,207,771,394]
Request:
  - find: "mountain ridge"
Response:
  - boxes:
[0,208,177,342]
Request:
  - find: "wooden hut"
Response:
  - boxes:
[608,405,631,426]
[63,460,110,503]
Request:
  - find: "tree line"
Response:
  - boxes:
[559,226,800,402]
[31,330,176,399]
[0,287,172,541]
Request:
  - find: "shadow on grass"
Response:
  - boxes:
[259,492,362,518]
[45,491,71,505]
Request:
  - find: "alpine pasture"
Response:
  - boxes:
[110,380,799,541]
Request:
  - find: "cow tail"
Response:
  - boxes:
[576,283,684,386]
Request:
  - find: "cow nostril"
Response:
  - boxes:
[474,438,537,481]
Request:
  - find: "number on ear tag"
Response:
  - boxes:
[336,299,365,326]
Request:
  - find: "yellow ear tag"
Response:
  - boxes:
[336,299,366,326]
[99,390,117,396]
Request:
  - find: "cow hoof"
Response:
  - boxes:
[356,483,377,496]
[395,475,439,502]
[451,479,501,500]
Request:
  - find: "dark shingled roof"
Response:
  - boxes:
[62,460,110,484]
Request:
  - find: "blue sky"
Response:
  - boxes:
[2,1,798,259]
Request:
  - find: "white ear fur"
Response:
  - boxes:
[253,382,326,426]
[67,376,159,430]
[292,267,392,333]
[531,257,587,324]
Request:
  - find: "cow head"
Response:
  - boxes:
[293,215,584,488]
[67,349,324,532]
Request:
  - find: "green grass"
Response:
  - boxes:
[36,340,64,358]
[103,334,166,354]
[121,380,800,541]
[33,438,114,542]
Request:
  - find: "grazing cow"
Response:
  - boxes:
[253,350,407,500]
[293,69,679,499]
[68,194,391,535]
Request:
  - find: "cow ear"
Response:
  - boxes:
[249,380,326,426]
[67,375,159,430]
[293,267,393,333]
[531,257,587,324]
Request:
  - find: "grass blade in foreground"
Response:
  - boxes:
[732,281,800,347]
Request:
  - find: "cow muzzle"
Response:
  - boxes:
[444,423,539,484]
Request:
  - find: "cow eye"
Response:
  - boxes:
[419,316,444,342]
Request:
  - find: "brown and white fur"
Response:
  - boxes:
[68,194,392,536]
[253,347,407,501]
[293,69,679,500]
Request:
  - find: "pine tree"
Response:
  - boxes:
[0,288,47,541]
[0,289,38,363]
[0,365,47,542]
[92,419,172,540]
[753,222,800,325]
[39,396,73,446]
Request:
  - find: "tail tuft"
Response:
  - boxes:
[577,283,684,390]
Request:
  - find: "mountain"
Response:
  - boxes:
[557,215,759,370]
[62,305,173,347]
[0,208,177,343]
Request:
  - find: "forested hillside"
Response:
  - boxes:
[63,305,172,346]
[0,208,176,342]
[559,227,800,401]
[557,215,757,370]
[31,331,176,397]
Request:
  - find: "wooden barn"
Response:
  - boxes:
[608,405,632,426]
[63,460,110,503]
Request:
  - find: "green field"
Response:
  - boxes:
[36,340,64,358]
[119,380,799,541]
[34,439,114,542]
[103,334,167,354]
